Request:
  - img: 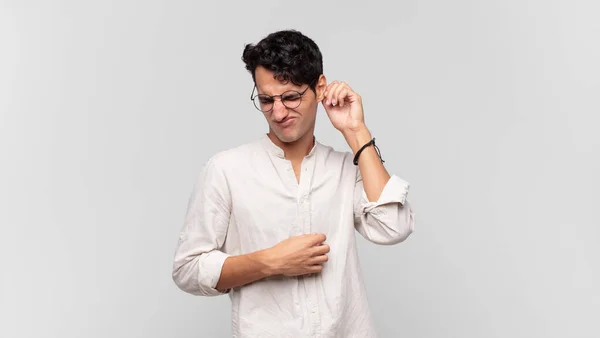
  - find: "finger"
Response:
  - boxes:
[323,80,338,98]
[310,243,330,256]
[309,233,327,245]
[310,235,327,245]
[308,265,324,273]
[308,254,328,265]
[331,82,347,106]
[326,82,339,106]
[322,83,331,99]
[324,81,339,106]
[337,87,350,107]
[323,84,333,106]
[339,82,356,107]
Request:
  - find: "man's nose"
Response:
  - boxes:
[271,99,289,121]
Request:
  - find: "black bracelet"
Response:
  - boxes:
[353,137,385,165]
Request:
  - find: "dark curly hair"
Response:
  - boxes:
[242,29,323,91]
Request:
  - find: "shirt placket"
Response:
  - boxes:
[297,155,321,337]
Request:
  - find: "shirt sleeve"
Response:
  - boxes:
[353,168,415,245]
[172,156,232,296]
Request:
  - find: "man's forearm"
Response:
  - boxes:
[344,125,391,202]
[215,249,275,292]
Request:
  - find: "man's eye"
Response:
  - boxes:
[259,97,274,104]
[283,94,301,101]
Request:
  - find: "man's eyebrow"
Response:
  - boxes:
[257,86,302,96]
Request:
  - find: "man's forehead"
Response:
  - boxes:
[255,76,301,95]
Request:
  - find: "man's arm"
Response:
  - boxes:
[215,234,330,291]
[346,126,415,245]
[319,80,392,202]
[319,80,415,245]
[172,156,233,296]
[214,251,272,292]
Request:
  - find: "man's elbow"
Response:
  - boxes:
[376,210,415,245]
[391,208,415,244]
[171,264,226,297]
[389,223,414,244]
[374,224,413,245]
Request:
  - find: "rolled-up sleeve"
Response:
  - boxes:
[353,170,415,245]
[172,156,232,296]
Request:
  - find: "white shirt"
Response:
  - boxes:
[172,134,415,337]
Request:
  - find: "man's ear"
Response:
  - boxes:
[315,74,327,101]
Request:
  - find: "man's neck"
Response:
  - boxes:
[267,131,315,163]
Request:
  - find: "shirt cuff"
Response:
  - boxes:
[200,250,231,294]
[362,175,410,211]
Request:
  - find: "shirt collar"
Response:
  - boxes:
[260,134,319,159]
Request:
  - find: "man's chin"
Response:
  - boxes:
[273,129,301,144]
[276,135,299,144]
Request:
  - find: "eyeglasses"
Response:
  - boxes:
[250,84,312,113]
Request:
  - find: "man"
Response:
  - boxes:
[172,29,415,337]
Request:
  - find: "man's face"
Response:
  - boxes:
[254,66,323,144]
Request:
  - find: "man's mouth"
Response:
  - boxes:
[276,117,296,128]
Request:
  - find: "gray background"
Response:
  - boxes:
[1,0,599,337]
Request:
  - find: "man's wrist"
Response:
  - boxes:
[252,248,278,277]
[343,125,372,154]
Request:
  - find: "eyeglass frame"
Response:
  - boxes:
[250,79,316,113]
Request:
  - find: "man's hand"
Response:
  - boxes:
[321,80,366,135]
[214,233,329,291]
[264,233,330,277]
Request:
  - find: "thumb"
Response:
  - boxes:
[309,233,326,245]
